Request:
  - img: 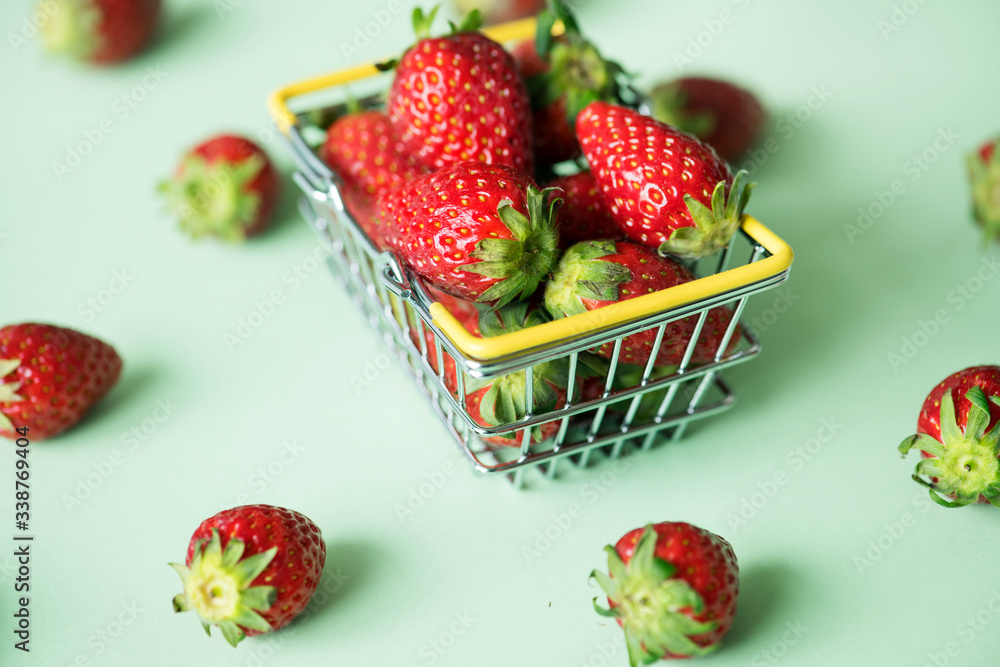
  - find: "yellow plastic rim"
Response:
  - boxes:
[429,215,793,360]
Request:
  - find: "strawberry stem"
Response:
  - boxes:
[900,388,1000,507]
[660,169,754,260]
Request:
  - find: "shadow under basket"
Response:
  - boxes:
[267,18,794,488]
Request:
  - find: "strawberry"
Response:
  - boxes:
[512,1,627,167]
[375,161,560,307]
[170,505,326,646]
[966,138,1000,242]
[159,135,280,242]
[41,0,160,64]
[898,366,1000,507]
[650,77,765,163]
[577,101,754,259]
[465,302,568,446]
[592,523,739,663]
[545,171,621,246]
[452,0,545,25]
[544,240,740,367]
[0,323,122,441]
[381,8,533,175]
[321,110,423,250]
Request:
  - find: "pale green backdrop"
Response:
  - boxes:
[2,0,999,665]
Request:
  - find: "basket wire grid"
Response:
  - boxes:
[270,22,793,488]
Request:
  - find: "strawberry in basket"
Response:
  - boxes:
[649,77,765,163]
[380,7,533,175]
[545,240,739,367]
[466,303,568,446]
[410,288,482,395]
[577,101,753,259]
[511,0,628,167]
[592,522,739,663]
[321,110,424,250]
[545,171,621,246]
[898,365,1000,507]
[375,161,560,308]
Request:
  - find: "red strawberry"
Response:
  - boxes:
[650,77,765,163]
[171,505,326,646]
[41,0,160,64]
[0,323,122,441]
[544,240,740,367]
[512,1,627,167]
[465,303,568,446]
[966,138,1000,242]
[592,522,739,663]
[452,0,545,25]
[375,161,560,307]
[159,135,280,242]
[577,101,753,259]
[382,8,533,175]
[321,110,423,250]
[545,171,621,246]
[899,366,1000,507]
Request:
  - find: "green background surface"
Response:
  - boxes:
[2,0,1000,665]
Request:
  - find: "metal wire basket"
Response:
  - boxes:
[268,19,794,488]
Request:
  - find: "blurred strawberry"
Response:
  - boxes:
[159,135,280,242]
[650,77,765,163]
[967,138,1000,242]
[41,0,160,64]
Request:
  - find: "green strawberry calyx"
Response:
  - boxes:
[375,5,482,71]
[41,0,102,62]
[899,387,1000,508]
[543,239,630,318]
[529,1,627,124]
[158,154,265,242]
[967,144,1000,243]
[464,186,561,308]
[474,303,564,438]
[0,359,25,433]
[661,169,755,260]
[648,81,716,139]
[591,525,717,665]
[170,529,278,647]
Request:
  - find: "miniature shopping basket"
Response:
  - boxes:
[268,18,794,488]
